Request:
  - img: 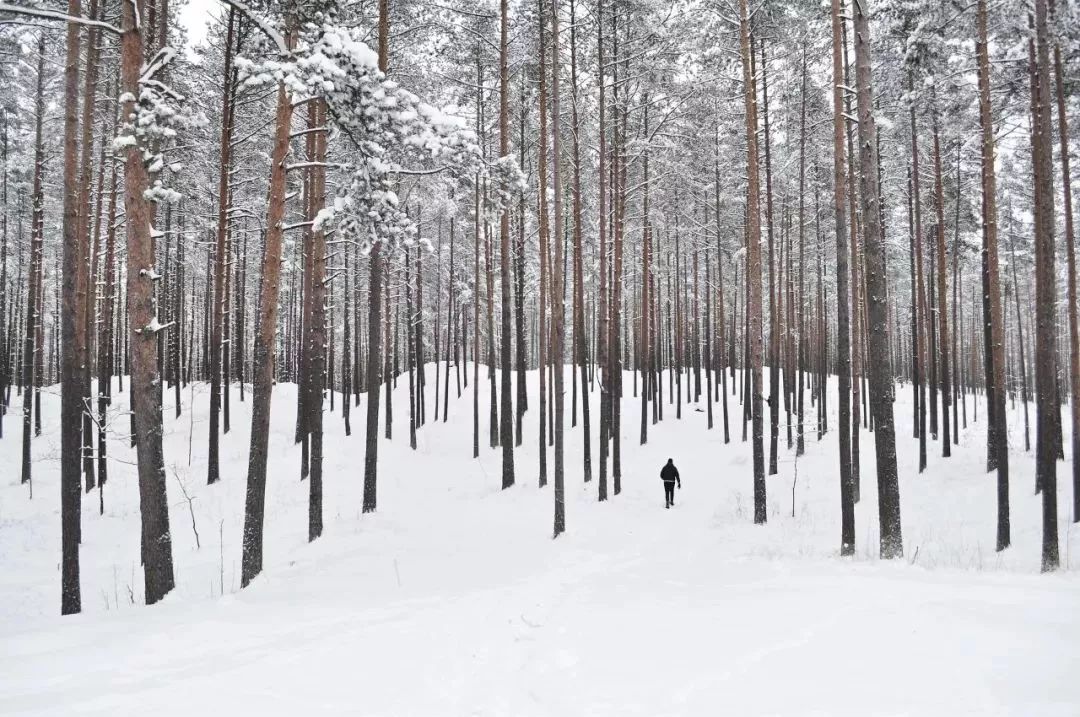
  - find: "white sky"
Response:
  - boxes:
[178,0,216,50]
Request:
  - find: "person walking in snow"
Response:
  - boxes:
[660,458,681,509]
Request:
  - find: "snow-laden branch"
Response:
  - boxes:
[215,0,287,55]
[0,2,121,33]
[261,23,522,246]
[141,47,176,86]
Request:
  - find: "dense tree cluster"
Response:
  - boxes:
[0,0,1076,613]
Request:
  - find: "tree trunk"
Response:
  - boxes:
[306,100,327,540]
[570,0,591,480]
[853,0,902,558]
[761,37,779,477]
[610,0,624,495]
[739,0,766,525]
[975,0,1009,549]
[77,0,101,495]
[796,49,807,457]
[910,76,929,472]
[932,107,952,456]
[831,0,854,552]
[515,81,528,442]
[60,0,84,615]
[121,0,175,603]
[498,0,515,488]
[208,8,236,485]
[363,6,390,513]
[596,0,608,499]
[1048,0,1079,524]
[552,0,566,535]
[639,99,651,446]
[1030,0,1059,570]
[22,36,46,491]
[241,19,297,586]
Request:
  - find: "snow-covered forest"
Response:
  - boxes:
[0,0,1078,712]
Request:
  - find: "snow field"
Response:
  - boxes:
[0,367,1077,715]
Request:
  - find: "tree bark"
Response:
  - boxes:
[932,106,952,456]
[1030,0,1059,570]
[60,0,84,615]
[853,0,902,558]
[1048,0,1079,524]
[241,18,297,586]
[552,0,566,535]
[570,0,591,480]
[739,0,766,525]
[537,0,549,486]
[596,0,609,499]
[22,36,46,491]
[910,76,929,472]
[498,0,515,488]
[208,8,236,485]
[975,0,1009,548]
[831,0,854,552]
[121,0,176,603]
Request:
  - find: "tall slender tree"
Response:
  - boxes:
[738,0,766,525]
[831,0,854,553]
[853,0,902,558]
[1030,0,1059,571]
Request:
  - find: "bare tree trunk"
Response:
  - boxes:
[342,210,352,435]
[570,0,591,480]
[498,0,515,487]
[639,99,651,446]
[715,154,730,444]
[610,0,624,495]
[77,0,101,494]
[760,37,779,477]
[407,246,417,449]
[241,18,297,586]
[796,49,807,457]
[537,0,549,486]
[306,100,327,540]
[208,8,236,485]
[22,36,46,491]
[121,0,175,603]
[596,0,608,500]
[515,80,528,442]
[444,218,455,423]
[853,0,902,558]
[841,15,860,499]
[98,97,119,512]
[1030,0,1059,570]
[552,0,566,535]
[910,77,929,472]
[976,0,1009,549]
[1048,0,1079,524]
[932,105,952,456]
[739,0,766,524]
[60,0,84,615]
[484,216,497,449]
[831,0,854,552]
[363,5,390,513]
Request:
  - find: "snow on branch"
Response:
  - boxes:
[215,0,287,55]
[0,2,121,33]
[140,47,176,86]
[115,40,206,206]
[281,24,523,249]
[230,18,524,254]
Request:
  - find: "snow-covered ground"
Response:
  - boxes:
[1,367,1078,716]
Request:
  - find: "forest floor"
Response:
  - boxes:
[1,367,1078,715]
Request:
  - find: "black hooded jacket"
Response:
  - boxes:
[660,461,680,484]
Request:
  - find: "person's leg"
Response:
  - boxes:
[664,482,673,507]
